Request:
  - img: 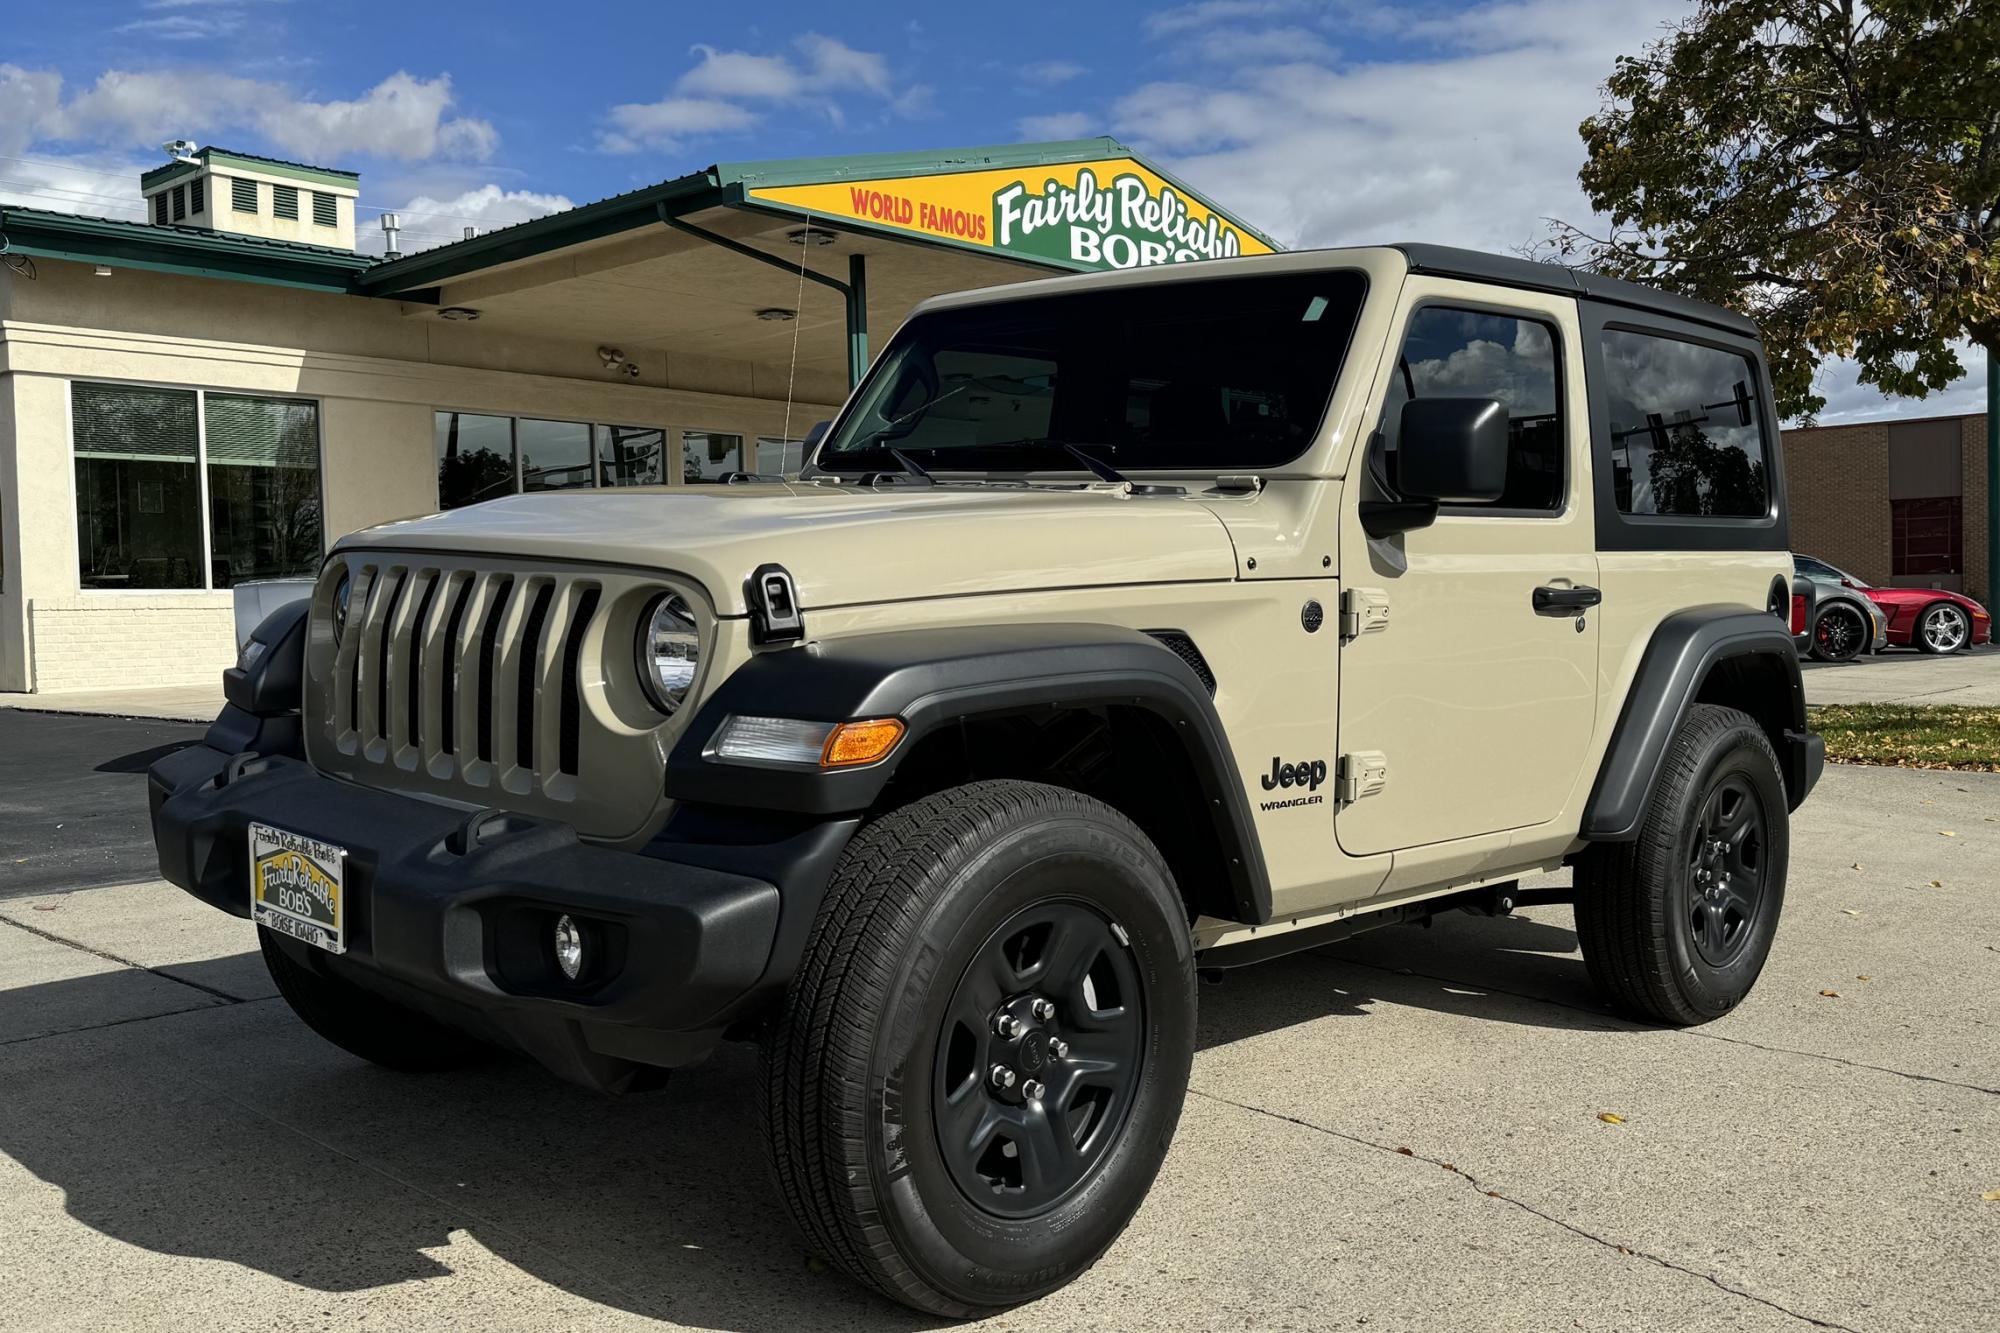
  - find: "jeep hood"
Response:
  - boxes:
[337,483,1238,615]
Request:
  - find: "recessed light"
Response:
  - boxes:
[93,264,113,277]
[438,306,482,321]
[787,227,837,248]
[756,307,798,321]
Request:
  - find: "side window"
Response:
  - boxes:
[1600,329,1769,518]
[1381,306,1563,511]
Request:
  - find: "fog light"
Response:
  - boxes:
[554,914,584,980]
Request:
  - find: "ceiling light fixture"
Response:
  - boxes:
[93,264,113,277]
[756,307,798,321]
[787,227,837,248]
[438,306,482,321]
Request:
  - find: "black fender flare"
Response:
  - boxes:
[206,598,309,759]
[1581,606,1821,841]
[666,623,1273,923]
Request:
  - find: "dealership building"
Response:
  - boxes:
[0,139,1273,694]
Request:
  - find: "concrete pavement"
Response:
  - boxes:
[1802,642,2000,706]
[1,762,1994,1332]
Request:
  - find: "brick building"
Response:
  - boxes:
[1780,411,1991,605]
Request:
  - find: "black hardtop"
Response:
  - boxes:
[1390,243,1760,340]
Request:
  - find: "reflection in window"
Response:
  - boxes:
[73,383,204,589]
[597,425,667,486]
[1601,331,1769,518]
[435,412,517,510]
[205,393,322,587]
[519,418,594,493]
[683,431,743,483]
[1381,308,1562,511]
[756,437,807,475]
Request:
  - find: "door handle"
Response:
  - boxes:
[1533,584,1602,616]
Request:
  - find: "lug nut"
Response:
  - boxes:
[1031,997,1056,1020]
[990,1065,1017,1090]
[995,1014,1024,1038]
[1022,1079,1046,1102]
[1050,1038,1069,1059]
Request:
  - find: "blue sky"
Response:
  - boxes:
[0,0,1985,422]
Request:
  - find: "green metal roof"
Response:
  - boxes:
[141,146,360,191]
[0,207,376,292]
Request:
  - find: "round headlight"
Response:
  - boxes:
[638,593,700,714]
[329,571,351,643]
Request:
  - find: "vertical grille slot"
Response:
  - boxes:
[435,575,476,761]
[475,576,515,766]
[387,568,436,767]
[558,587,601,778]
[515,582,557,774]
[354,566,405,758]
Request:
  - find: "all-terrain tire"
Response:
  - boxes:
[259,928,492,1072]
[1575,704,1789,1026]
[759,780,1196,1317]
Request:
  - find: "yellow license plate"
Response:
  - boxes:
[249,822,347,955]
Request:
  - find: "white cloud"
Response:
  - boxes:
[598,34,916,153]
[5,65,495,166]
[116,13,244,39]
[1807,346,1990,426]
[1018,112,1096,140]
[1144,1,1310,37]
[363,183,575,256]
[0,151,154,219]
[1022,60,1089,86]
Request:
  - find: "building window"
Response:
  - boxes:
[518,418,594,492]
[756,436,808,475]
[273,185,299,220]
[435,412,518,510]
[190,178,205,216]
[1892,497,1962,577]
[72,382,321,591]
[152,192,169,225]
[1601,329,1769,517]
[231,177,258,214]
[1379,307,1563,512]
[597,425,667,486]
[171,185,187,222]
[682,431,743,483]
[311,191,337,228]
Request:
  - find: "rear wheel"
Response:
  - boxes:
[259,928,492,1072]
[1917,602,1970,654]
[1809,602,1866,662]
[1575,704,1788,1025]
[760,780,1196,1317]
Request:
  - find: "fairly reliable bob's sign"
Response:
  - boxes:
[744,155,1275,271]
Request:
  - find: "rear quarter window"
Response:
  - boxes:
[1600,329,1770,518]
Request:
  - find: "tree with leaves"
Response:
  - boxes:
[1546,0,1999,423]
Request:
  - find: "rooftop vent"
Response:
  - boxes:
[140,143,361,252]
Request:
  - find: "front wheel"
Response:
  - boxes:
[1575,704,1788,1025]
[760,781,1196,1317]
[1809,603,1867,662]
[1917,602,1970,654]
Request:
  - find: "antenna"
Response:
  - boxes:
[162,140,200,164]
[379,212,402,261]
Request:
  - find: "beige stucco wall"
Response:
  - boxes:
[0,257,845,693]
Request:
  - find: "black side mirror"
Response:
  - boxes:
[1358,397,1509,538]
[1397,398,1509,503]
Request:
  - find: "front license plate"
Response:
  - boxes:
[249,822,347,955]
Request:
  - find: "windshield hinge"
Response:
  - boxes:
[1214,475,1264,494]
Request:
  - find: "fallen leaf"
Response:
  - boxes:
[1851,862,1864,870]
[1857,975,1871,981]
[1820,989,1841,998]
[1616,1246,1632,1256]
[1485,1190,1503,1198]
[31,905,58,912]
[1939,830,1957,837]
[1982,1190,2000,1201]
[1929,880,1944,888]
[1597,1112,1626,1125]
[1840,909,1863,917]
[1441,1163,1458,1173]
[1394,1146,1415,1157]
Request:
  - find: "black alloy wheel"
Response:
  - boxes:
[1684,773,1769,968]
[1811,603,1866,662]
[932,900,1146,1218]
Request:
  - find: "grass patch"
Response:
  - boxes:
[1808,704,2000,771]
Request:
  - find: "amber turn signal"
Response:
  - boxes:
[821,717,906,768]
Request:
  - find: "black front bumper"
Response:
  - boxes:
[149,742,852,1090]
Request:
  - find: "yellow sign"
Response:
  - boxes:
[746,157,1274,271]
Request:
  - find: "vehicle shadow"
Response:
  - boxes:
[1,909,1621,1328]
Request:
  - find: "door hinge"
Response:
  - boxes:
[1336,751,1389,804]
[1341,587,1391,640]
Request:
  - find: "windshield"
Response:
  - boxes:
[817,269,1367,474]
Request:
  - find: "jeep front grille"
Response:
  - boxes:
[305,552,687,842]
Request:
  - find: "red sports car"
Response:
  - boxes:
[1794,554,1992,654]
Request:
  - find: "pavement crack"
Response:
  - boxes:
[1318,952,1999,1096]
[1189,1086,1865,1333]
[0,910,250,1004]
[0,996,280,1047]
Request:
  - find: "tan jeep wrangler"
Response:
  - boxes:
[150,243,1822,1317]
